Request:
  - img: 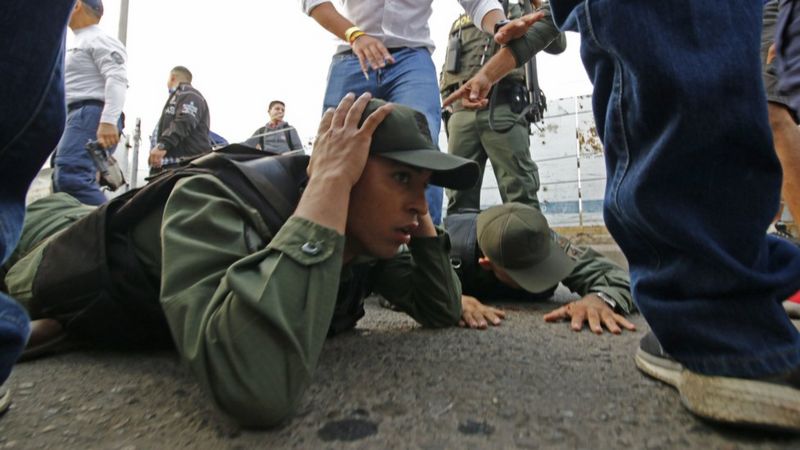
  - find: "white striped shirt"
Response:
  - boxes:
[301,0,502,54]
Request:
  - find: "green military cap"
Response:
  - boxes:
[360,99,479,190]
[477,203,576,293]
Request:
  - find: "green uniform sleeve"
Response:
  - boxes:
[159,174,345,428]
[3,194,95,307]
[506,4,564,67]
[554,232,636,315]
[370,228,462,328]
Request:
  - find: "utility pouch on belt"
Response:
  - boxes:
[508,83,530,114]
[445,33,462,73]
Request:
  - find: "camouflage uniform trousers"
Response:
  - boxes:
[445,103,540,214]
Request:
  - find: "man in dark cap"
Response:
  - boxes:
[52,0,127,205]
[4,94,479,428]
[444,203,635,333]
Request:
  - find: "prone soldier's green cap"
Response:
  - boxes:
[477,203,576,293]
[360,99,479,190]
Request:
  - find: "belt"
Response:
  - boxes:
[67,99,104,112]
[338,47,407,56]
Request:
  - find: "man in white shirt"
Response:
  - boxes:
[301,0,536,225]
[53,0,127,205]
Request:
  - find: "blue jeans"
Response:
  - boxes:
[53,103,108,205]
[323,47,444,224]
[0,0,75,383]
[552,0,800,377]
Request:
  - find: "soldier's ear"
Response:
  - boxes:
[478,257,493,271]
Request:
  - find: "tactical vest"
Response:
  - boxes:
[439,3,528,95]
[30,145,310,349]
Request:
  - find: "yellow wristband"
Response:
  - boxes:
[348,31,366,45]
[344,26,362,43]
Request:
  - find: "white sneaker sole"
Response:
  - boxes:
[784,300,800,320]
[635,347,800,432]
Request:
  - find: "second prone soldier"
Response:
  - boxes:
[445,203,636,333]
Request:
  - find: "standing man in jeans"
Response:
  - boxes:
[448,0,800,432]
[53,0,127,205]
[558,1,800,431]
[301,0,537,224]
[0,0,77,414]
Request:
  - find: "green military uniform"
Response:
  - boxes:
[5,174,462,427]
[439,2,565,214]
[444,210,634,314]
[471,232,634,314]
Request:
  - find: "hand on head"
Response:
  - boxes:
[308,92,393,187]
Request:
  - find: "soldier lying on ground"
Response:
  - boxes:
[443,203,636,334]
[2,94,480,428]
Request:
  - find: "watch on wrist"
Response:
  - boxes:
[494,19,511,34]
[593,291,617,310]
[156,142,166,151]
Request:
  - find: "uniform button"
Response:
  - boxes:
[301,242,321,255]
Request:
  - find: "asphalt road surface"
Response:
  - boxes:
[3,290,800,449]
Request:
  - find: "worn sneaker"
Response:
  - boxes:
[635,332,800,432]
[785,300,800,320]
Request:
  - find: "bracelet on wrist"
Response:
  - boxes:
[349,31,366,45]
[593,291,617,310]
[344,26,364,44]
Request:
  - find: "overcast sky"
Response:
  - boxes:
[83,0,591,149]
